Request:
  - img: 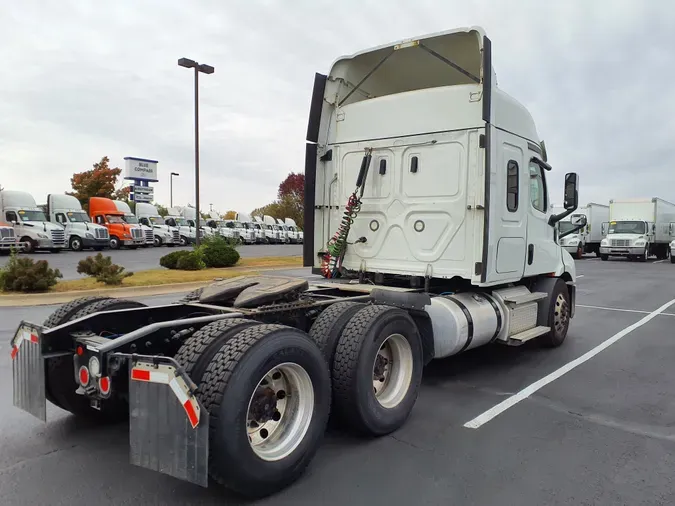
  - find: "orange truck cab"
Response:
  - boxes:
[0,220,17,253]
[89,197,144,249]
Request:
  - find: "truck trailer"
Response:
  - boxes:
[0,190,66,253]
[552,202,609,258]
[47,194,110,251]
[10,27,583,499]
[600,197,675,261]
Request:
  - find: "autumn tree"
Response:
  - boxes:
[154,203,169,217]
[223,210,236,220]
[69,156,130,208]
[251,172,305,227]
[278,172,304,200]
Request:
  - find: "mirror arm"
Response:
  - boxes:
[559,222,585,239]
[549,208,574,226]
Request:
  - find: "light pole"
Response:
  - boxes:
[170,172,179,208]
[178,57,215,246]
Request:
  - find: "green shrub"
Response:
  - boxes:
[202,243,240,268]
[201,233,239,249]
[160,250,191,269]
[77,253,133,285]
[175,251,205,271]
[0,250,62,292]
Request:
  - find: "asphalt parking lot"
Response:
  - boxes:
[1,256,674,505]
[0,244,303,280]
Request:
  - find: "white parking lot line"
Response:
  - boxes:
[463,298,675,430]
[653,260,665,264]
[577,275,584,278]
[577,304,675,317]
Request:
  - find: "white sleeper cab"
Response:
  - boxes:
[10,27,585,500]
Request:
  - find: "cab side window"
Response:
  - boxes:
[95,216,105,225]
[506,160,519,212]
[56,213,67,224]
[529,161,547,213]
[6,211,18,223]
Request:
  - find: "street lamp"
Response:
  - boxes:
[170,172,179,208]
[178,57,215,246]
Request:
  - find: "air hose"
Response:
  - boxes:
[320,149,371,278]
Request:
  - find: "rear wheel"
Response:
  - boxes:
[533,278,570,348]
[199,324,330,498]
[44,298,147,418]
[309,301,365,365]
[332,305,423,436]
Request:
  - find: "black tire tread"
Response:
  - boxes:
[198,324,293,487]
[331,305,399,430]
[173,318,260,383]
[308,301,364,363]
[43,296,111,328]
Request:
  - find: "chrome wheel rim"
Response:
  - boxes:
[553,293,569,335]
[246,363,314,462]
[372,334,413,409]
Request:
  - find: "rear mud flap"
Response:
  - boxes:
[11,322,46,421]
[128,360,209,488]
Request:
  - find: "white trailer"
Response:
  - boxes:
[11,27,582,499]
[46,194,109,251]
[114,200,154,246]
[552,202,609,258]
[135,203,179,246]
[600,198,675,261]
[0,190,66,253]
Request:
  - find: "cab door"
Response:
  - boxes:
[524,157,560,276]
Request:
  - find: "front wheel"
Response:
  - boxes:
[153,236,162,247]
[109,236,120,250]
[199,324,330,498]
[21,238,35,253]
[670,252,675,264]
[639,248,648,262]
[533,278,570,348]
[575,245,583,259]
[70,236,83,251]
[179,236,188,246]
[600,254,609,261]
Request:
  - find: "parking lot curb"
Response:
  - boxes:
[0,266,302,307]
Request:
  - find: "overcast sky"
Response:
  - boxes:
[1,1,673,214]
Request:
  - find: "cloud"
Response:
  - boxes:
[0,0,673,215]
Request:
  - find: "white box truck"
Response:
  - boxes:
[11,27,583,499]
[46,194,110,251]
[600,198,675,261]
[135,203,179,246]
[114,200,154,247]
[551,202,609,258]
[0,190,66,253]
[237,212,265,244]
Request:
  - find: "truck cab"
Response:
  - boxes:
[166,207,201,246]
[89,197,144,249]
[284,218,303,244]
[0,190,66,253]
[204,218,238,242]
[114,200,154,247]
[238,212,265,244]
[276,218,297,244]
[47,194,109,252]
[263,215,282,244]
[135,203,179,247]
[0,221,17,254]
[552,205,587,259]
[181,208,214,238]
[223,220,254,244]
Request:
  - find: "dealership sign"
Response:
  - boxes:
[124,157,159,182]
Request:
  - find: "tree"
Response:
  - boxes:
[223,210,236,220]
[154,203,169,217]
[278,172,304,200]
[69,156,130,208]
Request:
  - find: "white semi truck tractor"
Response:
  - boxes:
[552,203,609,259]
[237,212,265,243]
[0,190,66,253]
[46,194,110,251]
[135,202,179,246]
[285,218,303,244]
[10,27,582,499]
[600,198,675,261]
[114,200,154,247]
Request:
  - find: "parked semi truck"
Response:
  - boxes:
[237,212,265,243]
[46,194,109,251]
[166,207,200,246]
[10,28,583,499]
[600,198,675,261]
[0,190,66,252]
[263,215,282,243]
[275,218,297,243]
[135,203,179,246]
[0,221,17,254]
[114,200,154,247]
[181,207,214,238]
[285,218,303,244]
[89,197,144,249]
[223,219,255,244]
[552,203,609,259]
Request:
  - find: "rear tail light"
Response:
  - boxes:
[78,366,90,387]
[99,377,111,396]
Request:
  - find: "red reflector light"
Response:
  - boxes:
[131,368,151,381]
[79,366,90,386]
[99,376,111,395]
[76,346,84,356]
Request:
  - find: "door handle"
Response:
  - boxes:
[528,244,534,265]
